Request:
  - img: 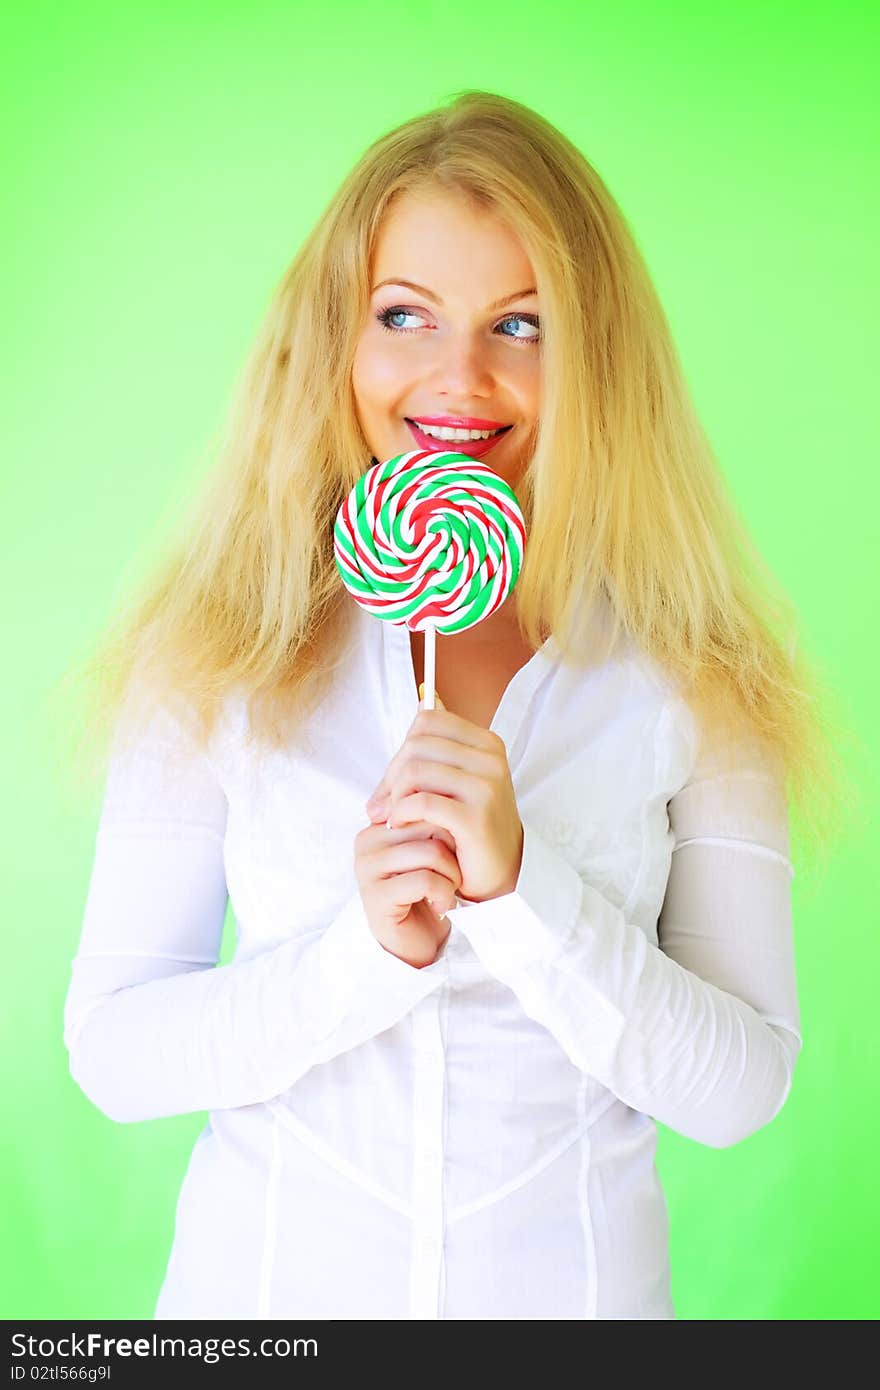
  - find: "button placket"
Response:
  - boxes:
[408,992,447,1319]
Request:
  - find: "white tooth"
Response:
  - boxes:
[415,422,501,441]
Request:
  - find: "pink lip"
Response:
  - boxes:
[405,419,512,459]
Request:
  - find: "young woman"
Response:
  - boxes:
[61,90,850,1320]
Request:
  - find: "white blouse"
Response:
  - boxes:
[63,592,802,1320]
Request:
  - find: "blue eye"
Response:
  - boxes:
[378,308,422,332]
[498,314,541,342]
[375,306,540,344]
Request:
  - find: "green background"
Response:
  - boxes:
[2,0,876,1320]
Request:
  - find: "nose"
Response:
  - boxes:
[426,330,495,398]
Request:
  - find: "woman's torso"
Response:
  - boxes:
[153,595,698,1320]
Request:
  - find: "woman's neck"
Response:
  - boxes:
[412,597,534,654]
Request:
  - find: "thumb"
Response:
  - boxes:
[418,682,445,710]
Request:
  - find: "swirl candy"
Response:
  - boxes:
[333,450,526,637]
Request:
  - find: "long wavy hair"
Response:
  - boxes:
[48,89,862,892]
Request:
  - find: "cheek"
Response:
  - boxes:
[352,337,412,403]
[511,356,540,418]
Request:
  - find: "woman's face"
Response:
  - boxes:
[351,187,540,494]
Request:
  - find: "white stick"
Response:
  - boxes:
[387,624,437,831]
[421,625,439,915]
[423,624,436,709]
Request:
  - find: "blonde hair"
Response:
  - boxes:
[48,89,863,893]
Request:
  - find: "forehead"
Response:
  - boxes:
[371,188,535,289]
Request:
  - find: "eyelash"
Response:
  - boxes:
[375,305,541,345]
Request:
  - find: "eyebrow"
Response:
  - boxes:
[371,278,538,312]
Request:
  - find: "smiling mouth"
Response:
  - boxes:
[403,419,514,457]
[405,418,512,439]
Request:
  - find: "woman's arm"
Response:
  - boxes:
[63,701,447,1124]
[446,710,801,1149]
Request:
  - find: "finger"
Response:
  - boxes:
[374,837,461,887]
[388,790,466,841]
[368,718,502,806]
[389,761,488,812]
[421,823,458,854]
[358,818,457,855]
[409,707,497,751]
[391,734,499,778]
[377,868,461,915]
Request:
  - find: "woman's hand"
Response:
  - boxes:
[365,697,524,904]
[354,818,461,969]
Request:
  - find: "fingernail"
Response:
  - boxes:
[418,682,425,703]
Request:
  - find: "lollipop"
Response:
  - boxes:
[333,449,527,709]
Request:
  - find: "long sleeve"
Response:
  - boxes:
[63,700,448,1124]
[445,713,802,1150]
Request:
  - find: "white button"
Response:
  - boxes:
[418,1150,442,1171]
